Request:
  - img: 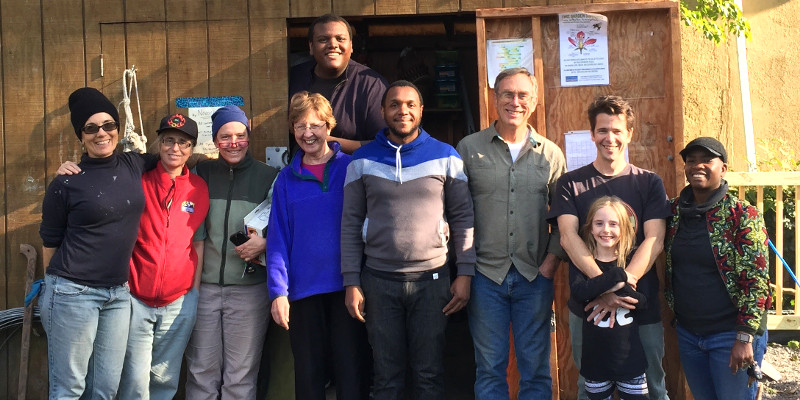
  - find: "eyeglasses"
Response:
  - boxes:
[293,123,327,133]
[498,91,533,104]
[217,140,249,149]
[161,137,193,149]
[82,121,119,134]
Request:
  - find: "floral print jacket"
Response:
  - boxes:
[665,192,772,335]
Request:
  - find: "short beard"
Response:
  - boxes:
[387,123,420,140]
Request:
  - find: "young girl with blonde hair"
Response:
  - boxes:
[571,195,649,400]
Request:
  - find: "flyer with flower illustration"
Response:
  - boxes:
[559,12,609,87]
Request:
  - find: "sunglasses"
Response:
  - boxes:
[82,121,119,134]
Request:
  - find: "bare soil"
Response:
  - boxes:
[762,343,800,399]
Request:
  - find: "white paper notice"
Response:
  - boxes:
[564,130,628,171]
[187,106,222,155]
[559,13,609,87]
[486,38,534,88]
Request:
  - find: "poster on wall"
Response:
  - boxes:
[558,12,609,87]
[564,130,628,171]
[176,96,245,155]
[486,38,534,88]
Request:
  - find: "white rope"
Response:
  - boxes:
[119,65,147,153]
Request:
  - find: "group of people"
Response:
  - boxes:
[37,12,772,400]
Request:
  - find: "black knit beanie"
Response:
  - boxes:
[68,87,120,140]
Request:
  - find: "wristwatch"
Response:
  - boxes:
[736,332,753,343]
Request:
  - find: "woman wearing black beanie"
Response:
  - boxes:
[39,87,157,399]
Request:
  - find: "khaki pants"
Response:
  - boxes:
[185,283,269,400]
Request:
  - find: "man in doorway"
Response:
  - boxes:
[340,80,476,398]
[457,67,567,399]
[547,95,671,400]
[289,14,388,154]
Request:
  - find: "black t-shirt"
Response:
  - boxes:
[573,259,648,381]
[547,163,671,324]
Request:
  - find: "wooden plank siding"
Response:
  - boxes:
[1,0,46,397]
[0,1,721,399]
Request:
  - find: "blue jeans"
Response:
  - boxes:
[676,324,767,400]
[39,273,131,400]
[570,312,669,400]
[118,289,199,400]
[361,267,451,400]
[468,267,553,400]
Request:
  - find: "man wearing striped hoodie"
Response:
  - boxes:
[341,80,476,399]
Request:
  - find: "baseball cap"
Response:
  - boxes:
[680,137,727,163]
[157,113,198,140]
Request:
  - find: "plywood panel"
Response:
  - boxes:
[95,1,128,102]
[85,1,125,88]
[249,17,288,153]
[207,0,250,101]
[477,3,683,399]
[250,0,290,18]
[125,1,169,142]
[334,0,374,16]
[290,0,332,18]
[480,18,535,129]
[376,0,415,15]
[1,0,45,397]
[43,0,88,178]
[166,1,210,113]
[419,0,459,13]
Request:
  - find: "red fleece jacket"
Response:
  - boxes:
[129,162,209,307]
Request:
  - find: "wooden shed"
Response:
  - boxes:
[2,0,793,398]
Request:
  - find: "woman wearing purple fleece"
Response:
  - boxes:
[267,92,370,400]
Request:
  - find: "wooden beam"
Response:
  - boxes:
[477,1,676,18]
[376,0,415,15]
[725,172,800,187]
[767,315,800,330]
[462,0,502,12]
[419,0,459,13]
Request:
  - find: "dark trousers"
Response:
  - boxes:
[361,267,451,400]
[289,291,371,400]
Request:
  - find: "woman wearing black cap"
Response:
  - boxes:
[39,87,157,399]
[664,137,771,400]
[117,114,210,399]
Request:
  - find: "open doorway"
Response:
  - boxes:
[287,13,480,147]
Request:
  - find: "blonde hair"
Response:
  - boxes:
[289,91,336,131]
[581,196,636,269]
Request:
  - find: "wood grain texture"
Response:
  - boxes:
[166,0,210,113]
[124,0,169,144]
[334,0,375,16]
[250,0,290,18]
[477,1,675,17]
[462,0,503,12]
[249,17,289,154]
[207,1,250,106]
[291,0,332,18]
[43,0,87,176]
[376,0,415,15]
[478,3,684,399]
[419,0,459,14]
[1,0,45,397]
